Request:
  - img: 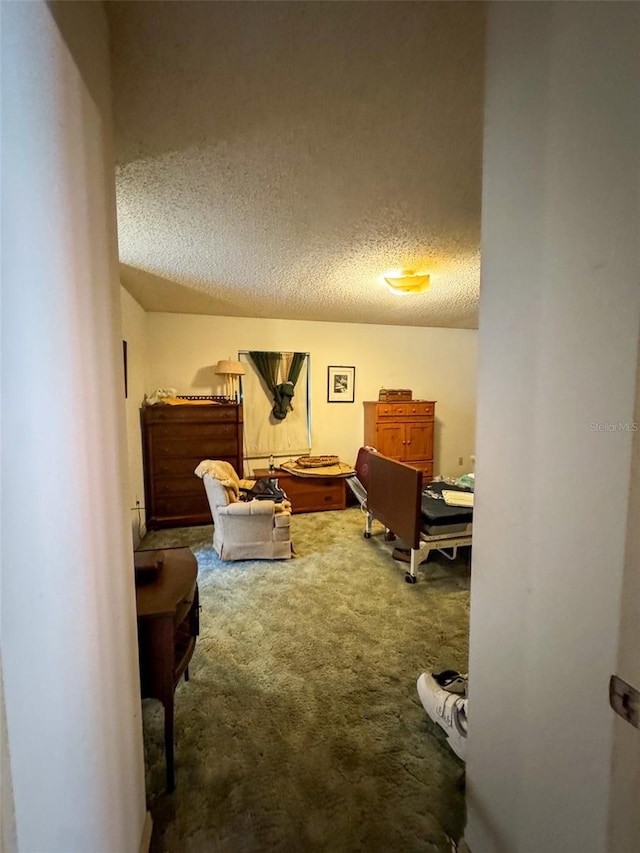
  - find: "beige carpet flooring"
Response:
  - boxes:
[139,507,470,853]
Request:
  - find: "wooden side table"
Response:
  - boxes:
[135,547,199,792]
[252,467,346,514]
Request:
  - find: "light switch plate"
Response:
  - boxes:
[610,674,640,729]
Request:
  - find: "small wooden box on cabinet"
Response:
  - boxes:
[363,400,436,481]
[141,403,243,529]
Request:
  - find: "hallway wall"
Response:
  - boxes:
[468,3,640,851]
[1,4,146,850]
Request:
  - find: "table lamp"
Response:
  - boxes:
[215,358,245,401]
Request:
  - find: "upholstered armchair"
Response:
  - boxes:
[195,460,292,560]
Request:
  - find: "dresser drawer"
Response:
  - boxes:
[153,476,204,497]
[153,493,211,520]
[144,405,241,424]
[150,422,239,441]
[151,455,239,478]
[149,435,240,460]
[417,462,434,482]
[376,401,435,419]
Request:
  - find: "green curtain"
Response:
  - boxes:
[249,351,280,393]
[287,352,306,387]
[248,351,306,421]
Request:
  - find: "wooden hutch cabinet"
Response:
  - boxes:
[363,400,436,481]
[141,403,243,529]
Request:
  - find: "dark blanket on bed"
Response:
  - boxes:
[421,481,474,524]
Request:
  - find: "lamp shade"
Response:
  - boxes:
[215,359,245,376]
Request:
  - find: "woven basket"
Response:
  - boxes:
[296,455,339,469]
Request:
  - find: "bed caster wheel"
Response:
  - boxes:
[405,572,417,584]
[364,531,371,539]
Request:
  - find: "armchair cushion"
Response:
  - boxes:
[219,500,276,516]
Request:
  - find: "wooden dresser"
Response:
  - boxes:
[363,400,436,481]
[141,403,243,529]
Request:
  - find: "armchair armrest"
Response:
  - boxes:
[216,498,292,551]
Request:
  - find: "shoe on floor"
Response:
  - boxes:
[392,548,410,563]
[392,548,429,564]
[433,669,468,696]
[417,672,468,761]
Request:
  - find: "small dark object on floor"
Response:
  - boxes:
[392,547,429,565]
[393,548,410,563]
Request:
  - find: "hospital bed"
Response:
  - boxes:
[359,449,473,584]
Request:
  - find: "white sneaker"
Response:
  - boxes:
[417,672,468,761]
[433,669,468,696]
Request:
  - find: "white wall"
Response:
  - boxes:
[1,4,146,851]
[467,4,640,852]
[121,287,148,545]
[144,313,477,477]
[608,336,640,851]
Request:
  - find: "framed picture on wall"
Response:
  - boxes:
[327,365,355,403]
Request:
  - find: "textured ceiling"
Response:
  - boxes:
[108,1,486,328]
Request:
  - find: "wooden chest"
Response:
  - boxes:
[141,403,243,529]
[378,389,412,402]
[252,468,347,514]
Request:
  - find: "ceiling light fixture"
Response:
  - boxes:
[382,270,431,295]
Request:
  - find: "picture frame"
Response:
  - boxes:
[327,365,355,403]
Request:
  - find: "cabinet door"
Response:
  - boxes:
[404,421,434,463]
[376,422,406,461]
